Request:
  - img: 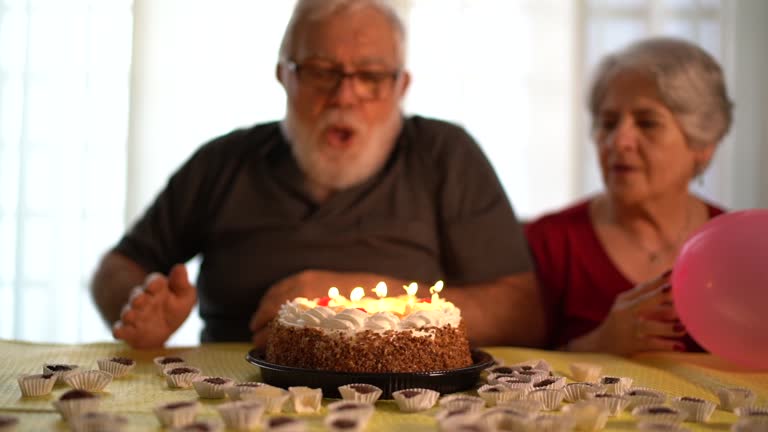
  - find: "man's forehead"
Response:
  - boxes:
[292,8,402,65]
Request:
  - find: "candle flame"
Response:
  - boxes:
[372,281,388,298]
[350,287,365,302]
[404,282,418,296]
[430,280,444,295]
[328,287,340,299]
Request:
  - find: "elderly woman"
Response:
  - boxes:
[525,37,732,355]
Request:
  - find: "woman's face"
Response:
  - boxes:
[594,70,713,205]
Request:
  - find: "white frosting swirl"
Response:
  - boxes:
[276,294,462,336]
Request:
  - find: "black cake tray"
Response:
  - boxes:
[246,349,494,399]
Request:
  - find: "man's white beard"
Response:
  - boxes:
[283,107,402,192]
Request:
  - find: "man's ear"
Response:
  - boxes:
[398,70,411,97]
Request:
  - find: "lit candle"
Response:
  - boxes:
[350,287,365,303]
[404,282,418,304]
[319,287,340,307]
[372,281,388,298]
[430,280,444,303]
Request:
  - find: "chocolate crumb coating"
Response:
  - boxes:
[601,377,621,384]
[110,357,135,366]
[265,320,473,373]
[167,367,197,375]
[400,390,421,398]
[0,415,19,426]
[533,378,557,388]
[330,418,358,429]
[680,396,705,403]
[647,407,676,414]
[203,377,228,385]
[46,364,74,372]
[164,401,196,410]
[268,417,297,427]
[60,389,96,400]
[159,356,184,365]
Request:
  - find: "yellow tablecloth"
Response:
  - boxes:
[0,340,765,431]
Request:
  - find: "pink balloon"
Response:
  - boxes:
[673,209,768,370]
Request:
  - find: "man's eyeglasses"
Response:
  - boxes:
[286,61,402,101]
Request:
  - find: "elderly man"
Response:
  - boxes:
[91,0,545,349]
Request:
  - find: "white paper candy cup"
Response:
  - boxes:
[392,388,440,412]
[64,370,113,392]
[288,386,322,413]
[338,383,383,404]
[17,373,56,397]
[670,396,716,423]
[96,357,135,378]
[153,400,200,428]
[216,400,266,430]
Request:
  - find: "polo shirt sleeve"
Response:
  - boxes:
[112,141,222,274]
[431,122,532,283]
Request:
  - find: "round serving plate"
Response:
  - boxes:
[245,349,494,399]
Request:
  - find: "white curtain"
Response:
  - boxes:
[2,0,765,345]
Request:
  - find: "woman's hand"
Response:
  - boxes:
[567,271,687,355]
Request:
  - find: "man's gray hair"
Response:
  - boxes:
[588,37,733,149]
[278,0,407,65]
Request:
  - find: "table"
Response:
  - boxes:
[0,340,766,431]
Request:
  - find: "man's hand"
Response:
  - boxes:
[249,270,404,348]
[112,264,197,349]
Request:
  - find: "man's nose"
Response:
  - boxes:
[328,76,360,106]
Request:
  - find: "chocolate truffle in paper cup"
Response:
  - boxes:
[338,383,382,404]
[531,376,566,390]
[570,362,602,382]
[96,357,135,378]
[324,411,372,432]
[170,420,224,432]
[64,370,113,392]
[191,376,235,399]
[288,386,322,413]
[670,396,716,423]
[563,382,605,402]
[480,406,537,431]
[264,416,306,432]
[17,373,56,397]
[153,355,186,375]
[717,387,757,412]
[153,400,200,428]
[632,404,687,424]
[598,375,633,395]
[477,384,523,406]
[52,389,100,420]
[392,388,440,412]
[164,366,202,389]
[0,416,19,432]
[625,387,667,410]
[327,400,375,421]
[43,363,81,384]
[216,400,266,430]
[69,412,128,432]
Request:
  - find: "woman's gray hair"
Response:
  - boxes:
[588,37,733,149]
[278,0,407,65]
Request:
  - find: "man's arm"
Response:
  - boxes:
[91,251,148,326]
[443,272,547,348]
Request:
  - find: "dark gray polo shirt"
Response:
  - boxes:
[114,116,531,342]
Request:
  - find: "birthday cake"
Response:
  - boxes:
[264,284,474,373]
